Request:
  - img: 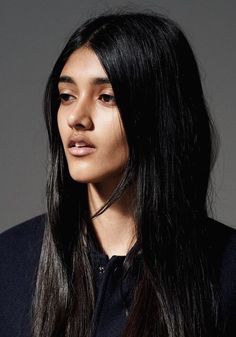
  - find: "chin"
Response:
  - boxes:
[68,167,123,185]
[68,169,104,184]
[66,162,98,183]
[69,172,96,184]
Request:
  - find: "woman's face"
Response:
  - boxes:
[57,47,129,185]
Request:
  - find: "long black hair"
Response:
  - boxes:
[32,11,220,337]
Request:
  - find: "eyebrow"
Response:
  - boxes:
[58,76,76,84]
[58,75,111,86]
[92,77,111,85]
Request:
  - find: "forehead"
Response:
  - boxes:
[60,47,107,79]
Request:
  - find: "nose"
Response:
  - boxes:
[67,100,93,131]
[67,114,93,131]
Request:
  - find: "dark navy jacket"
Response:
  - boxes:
[0,215,236,337]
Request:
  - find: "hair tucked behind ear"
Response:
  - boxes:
[32,11,220,337]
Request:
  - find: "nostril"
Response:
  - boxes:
[67,114,93,130]
[74,123,86,130]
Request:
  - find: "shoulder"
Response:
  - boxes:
[206,218,236,296]
[206,217,235,239]
[0,213,46,244]
[205,218,236,283]
[0,212,46,283]
[0,213,46,286]
[0,214,46,337]
[205,217,236,260]
[206,218,236,335]
[0,214,45,264]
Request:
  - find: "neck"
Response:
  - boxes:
[87,181,136,259]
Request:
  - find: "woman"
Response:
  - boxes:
[0,11,236,337]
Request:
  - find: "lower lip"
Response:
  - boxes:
[68,146,96,157]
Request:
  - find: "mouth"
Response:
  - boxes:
[68,140,96,157]
[68,140,95,149]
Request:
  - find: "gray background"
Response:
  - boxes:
[0,0,235,232]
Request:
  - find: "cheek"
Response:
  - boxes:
[114,119,129,158]
[109,124,129,164]
[119,140,129,168]
[57,111,66,143]
[94,113,129,174]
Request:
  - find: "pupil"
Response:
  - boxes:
[104,95,111,102]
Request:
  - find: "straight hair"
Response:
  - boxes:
[32,11,220,337]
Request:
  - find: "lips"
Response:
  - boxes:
[69,140,95,148]
[67,136,96,157]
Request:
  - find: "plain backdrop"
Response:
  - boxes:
[0,0,235,232]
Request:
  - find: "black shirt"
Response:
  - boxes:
[0,214,236,337]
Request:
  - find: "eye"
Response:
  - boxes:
[99,94,116,105]
[59,93,76,104]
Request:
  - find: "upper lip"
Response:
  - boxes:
[68,135,95,148]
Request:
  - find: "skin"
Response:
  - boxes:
[57,47,136,257]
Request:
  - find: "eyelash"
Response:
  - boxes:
[59,93,75,103]
[59,93,116,105]
[98,94,116,104]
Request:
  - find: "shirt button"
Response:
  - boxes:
[98,266,105,274]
